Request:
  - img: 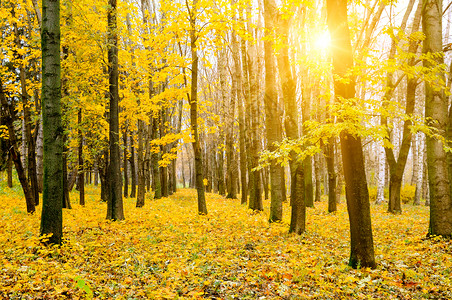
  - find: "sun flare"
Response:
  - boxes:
[314,31,331,51]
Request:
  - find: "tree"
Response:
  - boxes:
[106,0,124,221]
[274,3,305,233]
[327,0,376,268]
[188,0,208,215]
[423,0,452,237]
[264,0,284,222]
[380,0,418,214]
[40,0,63,244]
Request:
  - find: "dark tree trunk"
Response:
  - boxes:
[383,0,421,214]
[152,117,162,199]
[326,140,337,213]
[264,0,283,222]
[327,0,376,269]
[0,83,35,213]
[123,126,128,198]
[136,120,145,207]
[275,9,305,231]
[106,0,124,220]
[13,6,39,207]
[314,153,321,203]
[263,167,269,200]
[62,134,71,209]
[99,149,109,203]
[246,6,262,210]
[189,0,207,214]
[78,108,85,206]
[7,153,13,188]
[40,0,63,244]
[159,108,168,198]
[129,131,137,198]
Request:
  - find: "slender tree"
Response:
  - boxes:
[106,0,124,220]
[188,0,208,214]
[275,6,305,232]
[40,0,63,244]
[264,0,284,222]
[327,0,376,268]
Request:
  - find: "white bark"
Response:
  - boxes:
[414,133,423,205]
[376,143,385,204]
[36,119,44,192]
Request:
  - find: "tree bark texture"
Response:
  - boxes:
[189,0,207,214]
[78,108,85,206]
[136,120,146,207]
[40,0,63,244]
[275,11,305,232]
[264,0,283,222]
[107,0,124,220]
[423,0,452,237]
[327,0,376,269]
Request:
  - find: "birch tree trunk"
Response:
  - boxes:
[423,0,452,237]
[376,144,386,204]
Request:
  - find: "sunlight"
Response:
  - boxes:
[314,31,331,51]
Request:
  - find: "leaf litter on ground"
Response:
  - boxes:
[0,185,451,299]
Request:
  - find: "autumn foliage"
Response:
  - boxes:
[0,182,451,299]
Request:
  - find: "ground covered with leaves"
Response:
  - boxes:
[0,183,451,299]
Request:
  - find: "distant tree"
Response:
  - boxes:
[264,0,283,222]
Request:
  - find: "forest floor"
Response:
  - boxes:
[0,182,451,299]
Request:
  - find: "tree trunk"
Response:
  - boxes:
[376,145,385,204]
[226,49,238,199]
[314,153,322,203]
[159,108,169,198]
[0,83,35,214]
[275,8,305,231]
[231,5,248,205]
[189,0,207,214]
[326,140,337,213]
[151,117,162,199]
[123,126,129,198]
[106,0,124,220]
[136,120,146,207]
[423,0,452,237]
[62,133,71,209]
[217,47,227,197]
[327,0,376,269]
[78,108,85,206]
[413,134,423,205]
[40,0,63,244]
[36,120,44,192]
[7,153,13,188]
[129,131,137,198]
[99,148,109,203]
[384,0,421,214]
[13,8,38,206]
[247,4,262,211]
[264,0,283,222]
